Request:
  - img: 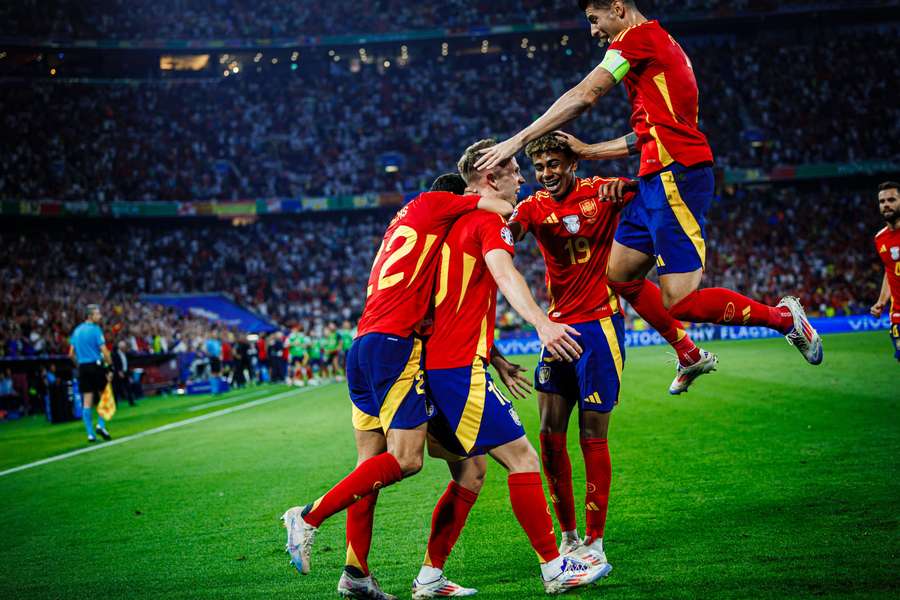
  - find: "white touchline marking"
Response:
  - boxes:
[186,387,276,412]
[0,386,321,479]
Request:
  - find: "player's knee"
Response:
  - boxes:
[507,444,541,474]
[395,452,423,477]
[458,466,486,495]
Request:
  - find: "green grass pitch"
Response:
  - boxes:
[0,332,897,599]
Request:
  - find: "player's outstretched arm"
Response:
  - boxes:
[475,64,618,171]
[871,273,890,317]
[553,131,639,161]
[484,249,582,362]
[489,347,532,400]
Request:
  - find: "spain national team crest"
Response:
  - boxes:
[891,246,900,261]
[579,199,598,219]
[538,366,551,384]
[562,215,581,234]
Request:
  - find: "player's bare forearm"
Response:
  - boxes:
[880,274,891,304]
[584,133,639,161]
[486,252,547,328]
[477,196,515,218]
[102,346,112,365]
[514,65,617,148]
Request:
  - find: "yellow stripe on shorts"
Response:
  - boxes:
[455,358,487,453]
[599,317,623,383]
[351,404,382,432]
[660,170,706,269]
[379,338,423,431]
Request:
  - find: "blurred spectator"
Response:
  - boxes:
[1,27,897,202]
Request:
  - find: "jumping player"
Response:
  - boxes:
[280,172,579,600]
[411,139,607,597]
[871,181,900,361]
[475,0,823,366]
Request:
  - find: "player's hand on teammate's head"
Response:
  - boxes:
[598,178,636,206]
[494,359,532,400]
[551,131,588,157]
[538,321,582,362]
[474,137,521,171]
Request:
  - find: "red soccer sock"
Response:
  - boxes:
[669,289,793,334]
[424,481,479,569]
[508,472,560,563]
[345,490,378,576]
[303,452,403,528]
[610,279,701,365]
[539,432,577,533]
[580,438,611,542]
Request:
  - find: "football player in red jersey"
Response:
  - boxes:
[412,139,607,597]
[870,181,900,362]
[279,174,518,595]
[280,167,583,598]
[502,133,711,567]
[476,0,823,367]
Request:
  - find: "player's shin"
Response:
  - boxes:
[539,432,578,537]
[507,472,561,568]
[580,438,611,544]
[609,279,701,364]
[669,288,793,334]
[345,490,378,577]
[419,481,478,583]
[302,452,403,528]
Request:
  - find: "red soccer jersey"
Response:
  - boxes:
[510,177,629,325]
[875,226,900,324]
[606,20,714,177]
[357,191,480,338]
[425,211,516,370]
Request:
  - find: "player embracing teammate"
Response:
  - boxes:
[477,0,823,367]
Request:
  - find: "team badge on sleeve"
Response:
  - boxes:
[562,215,581,234]
[501,226,514,247]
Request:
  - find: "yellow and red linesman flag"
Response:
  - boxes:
[97,383,117,421]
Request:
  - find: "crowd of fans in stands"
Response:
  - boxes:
[0,181,886,359]
[2,27,897,203]
[6,1,883,40]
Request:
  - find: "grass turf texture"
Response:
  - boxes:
[0,332,896,599]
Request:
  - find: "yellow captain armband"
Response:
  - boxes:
[599,49,630,83]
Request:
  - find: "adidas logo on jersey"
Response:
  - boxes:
[544,213,559,224]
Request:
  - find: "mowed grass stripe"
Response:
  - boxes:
[0,333,896,599]
[0,387,315,478]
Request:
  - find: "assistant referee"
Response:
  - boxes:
[69,304,113,443]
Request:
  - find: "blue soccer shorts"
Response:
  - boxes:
[426,358,526,459]
[891,324,900,362]
[615,162,714,276]
[534,314,626,414]
[347,333,430,432]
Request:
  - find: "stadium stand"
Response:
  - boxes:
[2,1,896,39]
[0,181,885,360]
[1,28,898,202]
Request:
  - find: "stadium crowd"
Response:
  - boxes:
[4,1,884,40]
[0,181,886,361]
[3,27,897,203]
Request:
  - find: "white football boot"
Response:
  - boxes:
[542,556,607,595]
[669,349,718,395]
[558,531,582,556]
[576,538,612,576]
[778,296,823,365]
[281,506,317,574]
[337,571,397,600]
[411,575,478,598]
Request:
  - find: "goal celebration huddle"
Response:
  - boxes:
[278,2,829,598]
